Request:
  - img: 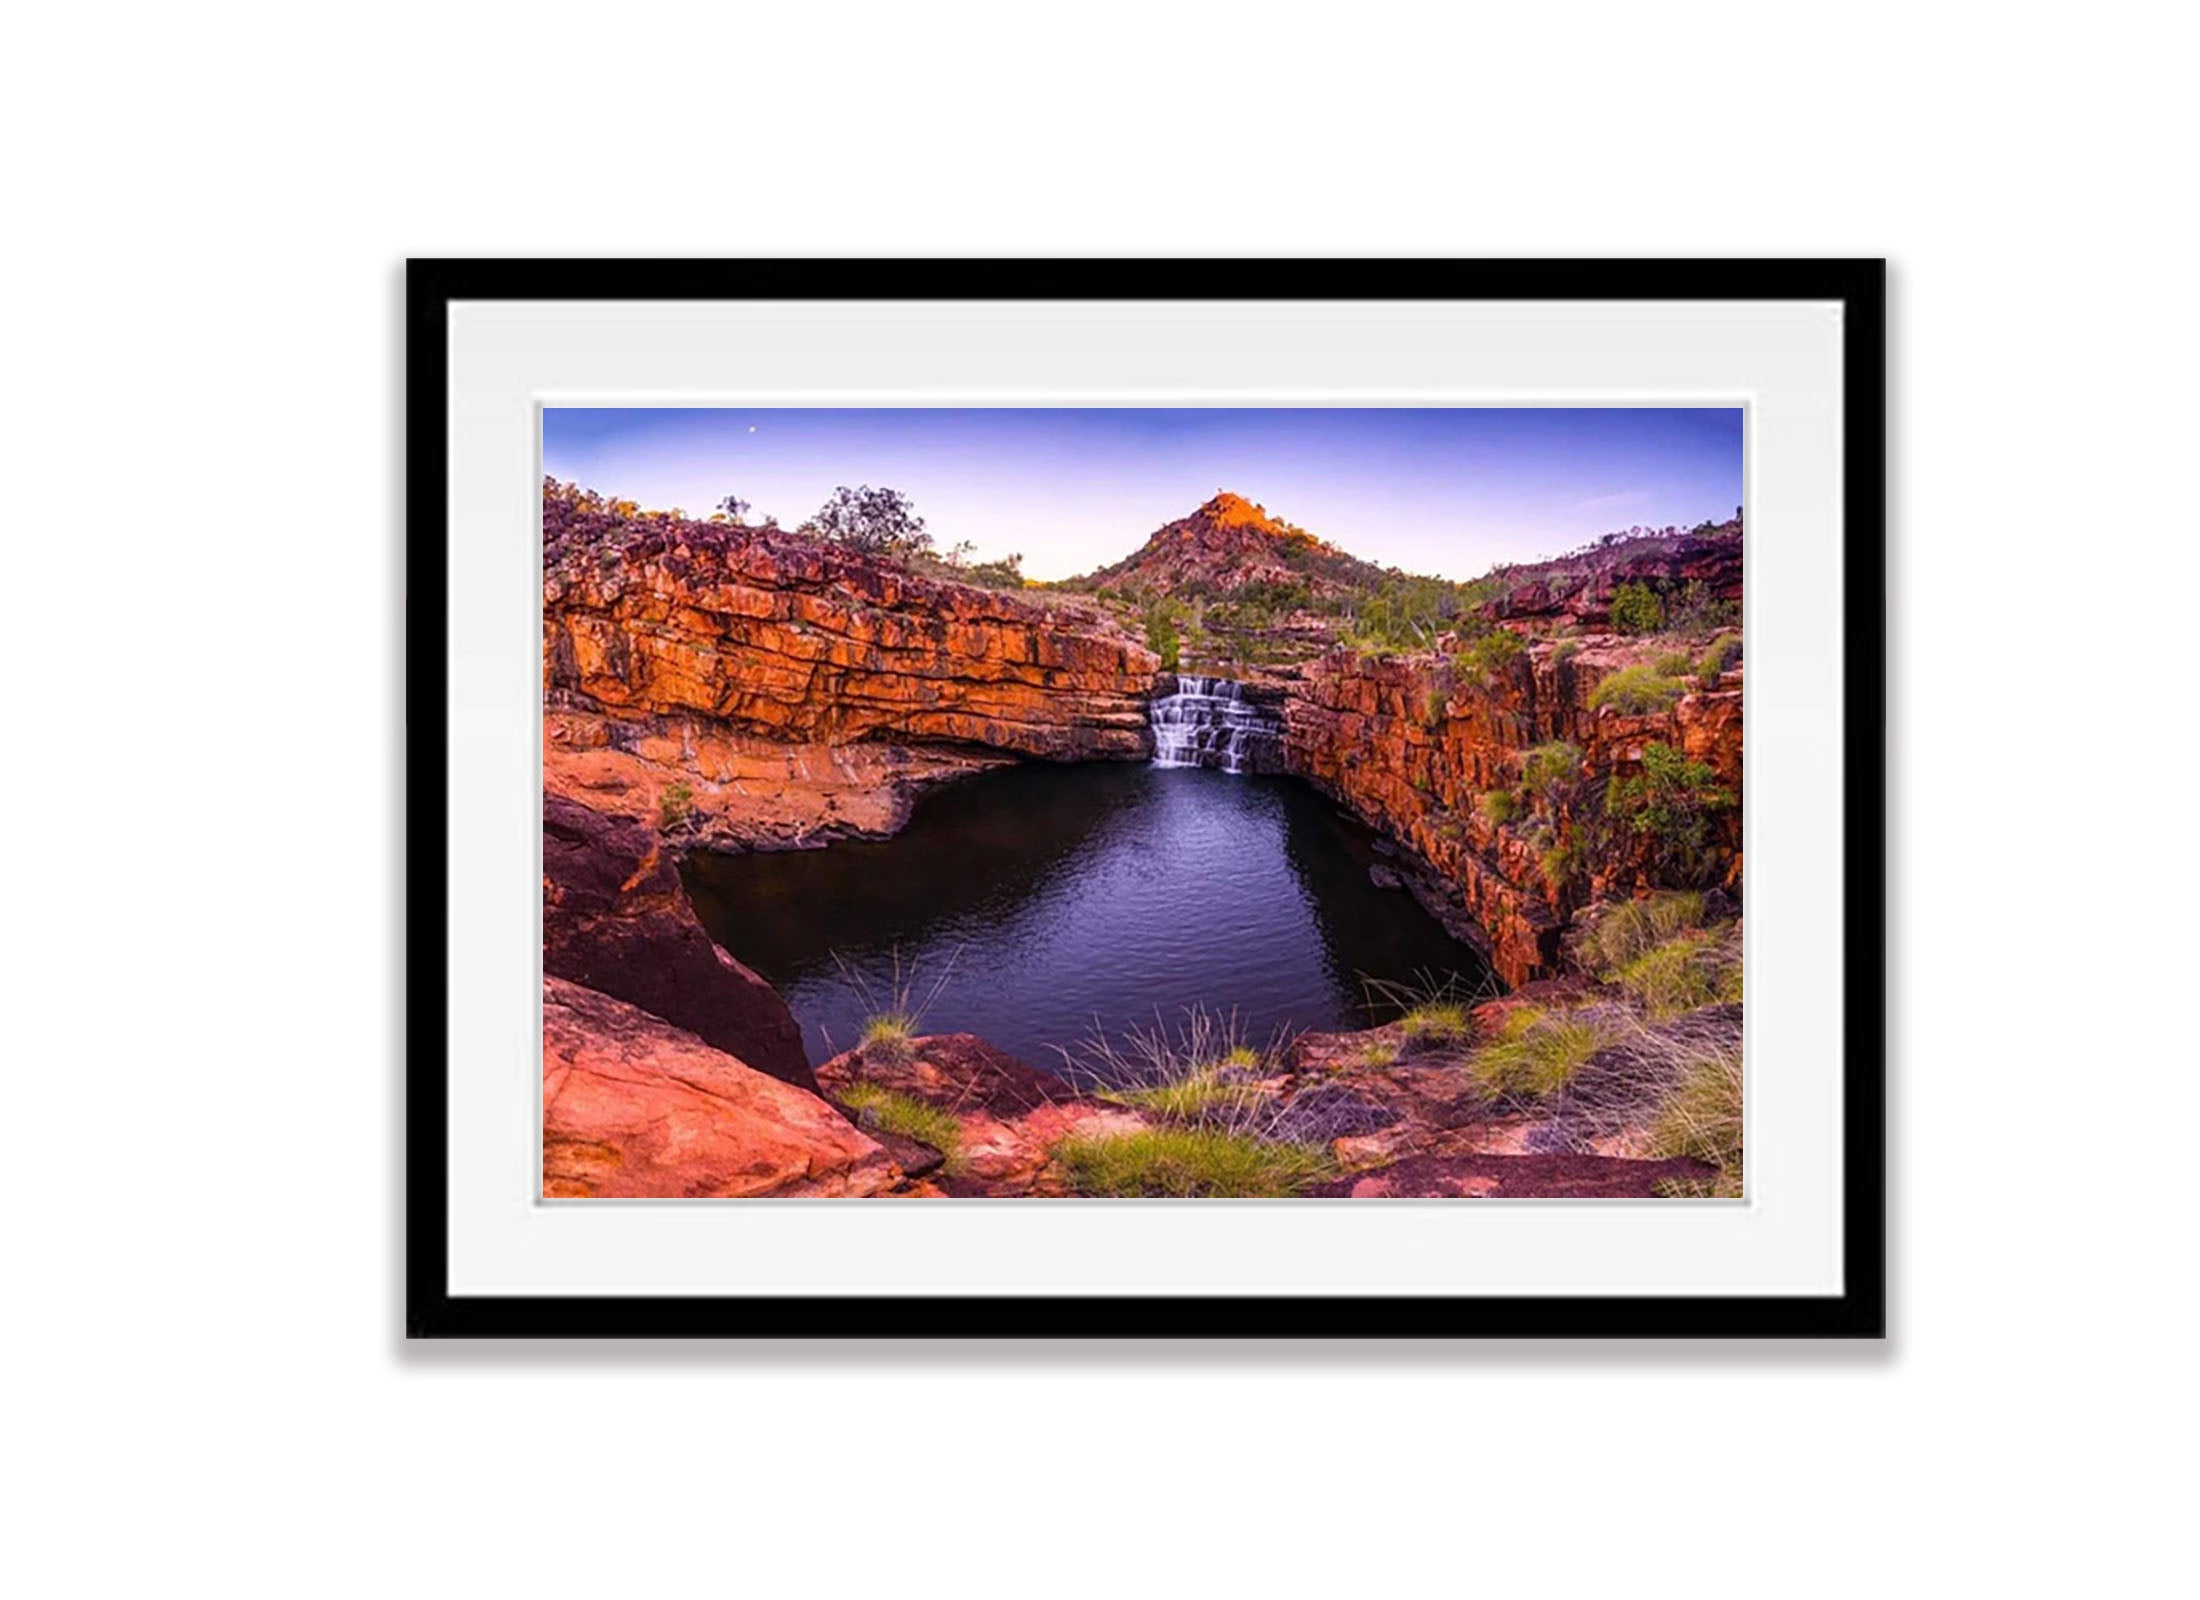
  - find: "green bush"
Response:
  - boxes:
[1520,741,1583,814]
[1540,839,1583,892]
[1052,1126,1333,1198]
[835,1083,965,1168]
[1607,743,1736,886]
[1480,788,1520,825]
[1654,649,1696,677]
[1610,582,1665,634]
[657,781,694,830]
[1588,664,1686,715]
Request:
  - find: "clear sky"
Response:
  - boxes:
[542,407,1742,582]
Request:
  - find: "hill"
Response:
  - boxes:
[1068,492,1385,601]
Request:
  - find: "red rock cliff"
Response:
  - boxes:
[1285,634,1742,987]
[543,487,1162,847]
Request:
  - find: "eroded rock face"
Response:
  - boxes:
[542,978,899,1199]
[544,792,813,1091]
[543,499,1161,850]
[1284,635,1742,986]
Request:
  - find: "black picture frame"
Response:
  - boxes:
[406,258,1885,1339]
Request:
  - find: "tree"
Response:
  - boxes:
[809,484,930,556]
[715,493,751,526]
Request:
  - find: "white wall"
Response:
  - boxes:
[7,4,2190,1595]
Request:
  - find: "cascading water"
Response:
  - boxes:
[1149,674,1284,776]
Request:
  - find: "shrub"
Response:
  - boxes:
[965,553,1026,589]
[1609,582,1665,634]
[1654,649,1696,677]
[835,1083,963,1167]
[1143,599,1183,671]
[1588,665,1687,715]
[657,781,694,830]
[1520,741,1583,814]
[1607,742,1736,885]
[1470,1007,1611,1097]
[1480,788,1520,825]
[1540,839,1583,892]
[1462,627,1526,685]
[1052,1126,1333,1198]
[1697,634,1742,687]
[1422,686,1449,727]
[1579,891,1706,973]
[1667,580,1740,632]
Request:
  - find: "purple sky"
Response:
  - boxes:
[542,407,1743,581]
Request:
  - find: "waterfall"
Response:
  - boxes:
[1149,675,1283,776]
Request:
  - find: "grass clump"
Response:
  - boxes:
[1613,930,1736,1020]
[1401,1002,1471,1044]
[857,1011,918,1063]
[1108,1069,1251,1122]
[1480,788,1521,825]
[1462,627,1525,685]
[835,1082,963,1166]
[1053,1125,1333,1198]
[1469,1006,1611,1097]
[1588,664,1687,715]
[657,781,694,829]
[1697,634,1742,687]
[1653,649,1697,677]
[1356,1039,1400,1068]
[1550,639,1581,667]
[1646,1042,1743,1197]
[1579,892,1705,973]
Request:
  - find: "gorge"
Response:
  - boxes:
[541,482,1746,1200]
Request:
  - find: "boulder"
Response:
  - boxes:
[542,978,899,1198]
[543,792,813,1091]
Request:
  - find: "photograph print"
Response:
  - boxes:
[541,406,1744,1202]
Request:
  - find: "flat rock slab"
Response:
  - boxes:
[1308,1151,1716,1199]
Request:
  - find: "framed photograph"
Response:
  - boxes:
[408,259,1883,1337]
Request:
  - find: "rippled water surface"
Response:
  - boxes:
[681,761,1494,1074]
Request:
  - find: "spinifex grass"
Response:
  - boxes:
[1052,1125,1333,1198]
[834,1082,964,1169]
[1468,1006,1612,1097]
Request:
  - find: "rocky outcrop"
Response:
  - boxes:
[544,792,813,1090]
[817,1034,1147,1197]
[1480,521,1742,631]
[1284,634,1742,986]
[542,978,901,1199]
[544,486,1160,849]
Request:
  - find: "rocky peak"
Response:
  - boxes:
[1078,491,1381,599]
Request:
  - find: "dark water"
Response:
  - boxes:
[681,761,1494,1076]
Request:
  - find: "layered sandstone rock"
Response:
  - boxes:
[1284,635,1742,986]
[542,978,900,1199]
[544,792,813,1090]
[544,493,1161,849]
